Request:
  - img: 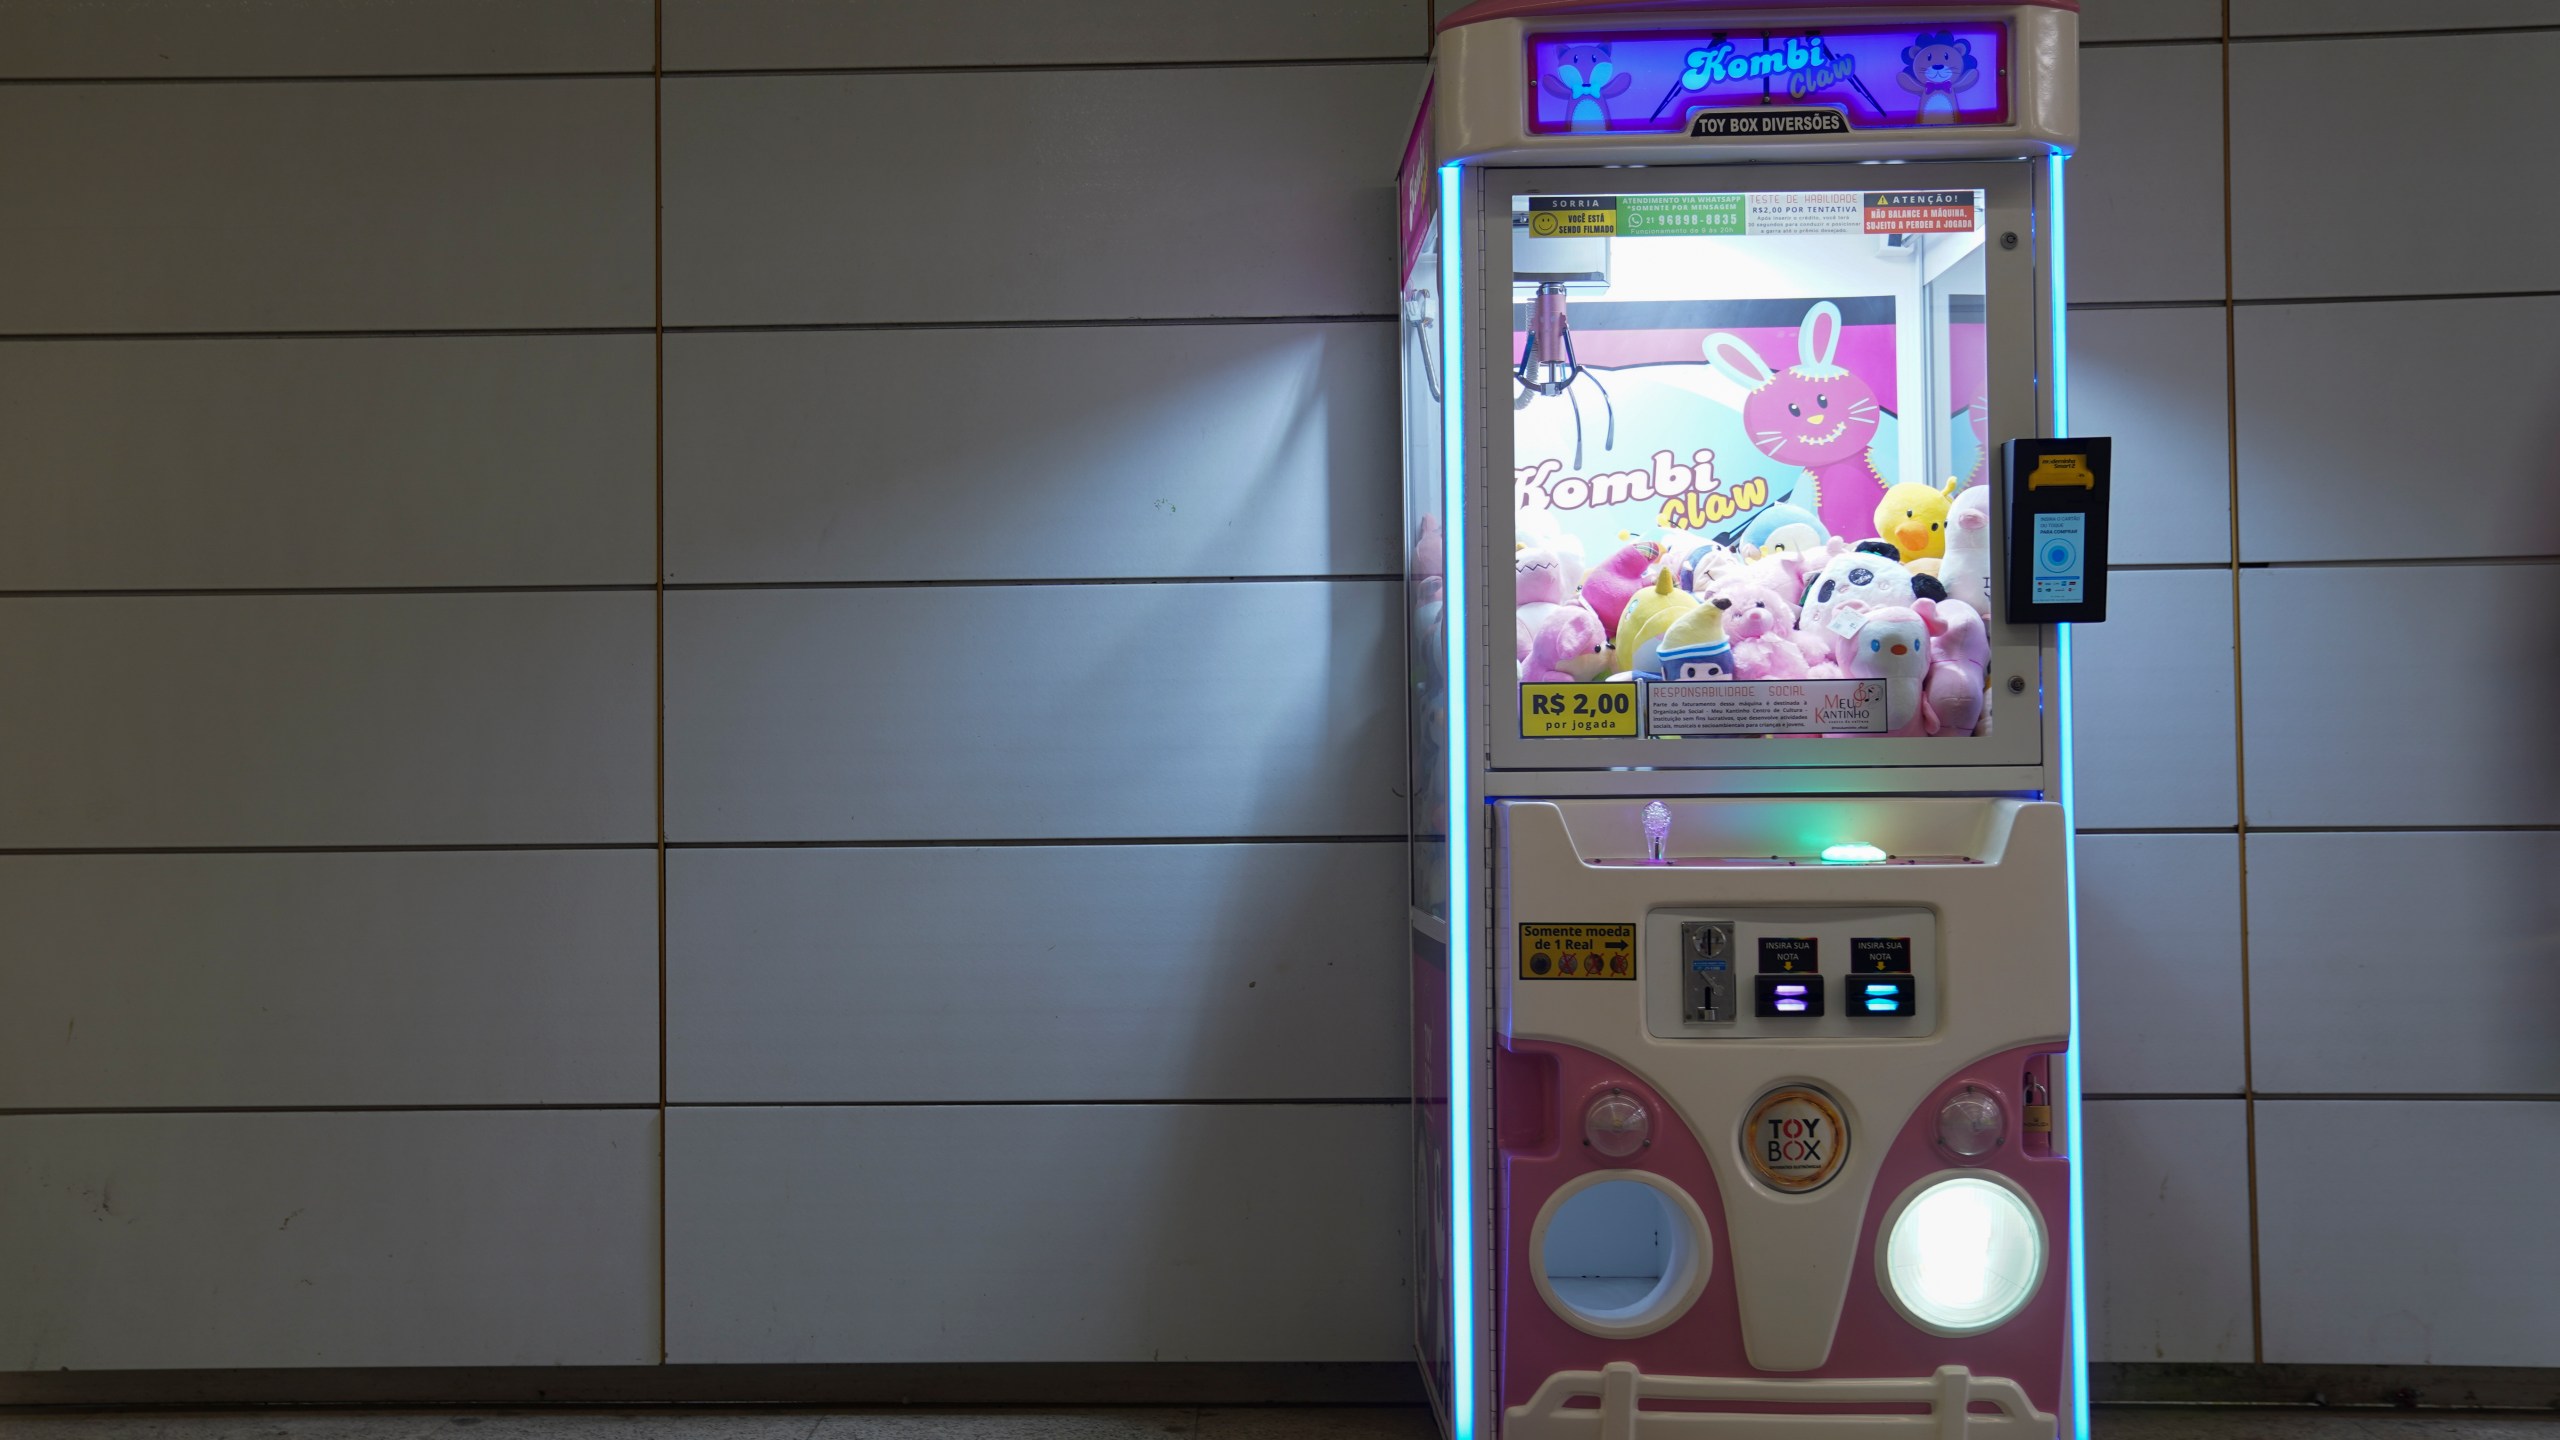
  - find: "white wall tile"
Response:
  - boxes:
[0,1110,659,1370]
[665,0,1424,70]
[2233,32,2560,299]
[0,593,655,848]
[2234,0,2560,34]
[2258,1100,2560,1365]
[0,851,657,1110]
[2070,569,2239,829]
[662,65,1423,326]
[0,80,652,334]
[668,844,1403,1103]
[2073,46,2226,305]
[2241,564,2560,828]
[664,324,1398,584]
[2085,1100,2256,1362]
[2076,834,2246,1095]
[2235,296,2560,564]
[663,1104,1408,1362]
[0,336,655,590]
[663,582,1401,842]
[2248,831,2560,1096]
[0,0,649,78]
[2081,0,2224,42]
[2069,306,2233,566]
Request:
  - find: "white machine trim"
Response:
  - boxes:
[1504,1362,2058,1440]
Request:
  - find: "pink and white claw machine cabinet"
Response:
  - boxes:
[1400,3,2111,1437]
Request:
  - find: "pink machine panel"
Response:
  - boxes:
[1528,24,2010,134]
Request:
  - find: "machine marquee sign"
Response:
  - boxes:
[1526,23,2012,136]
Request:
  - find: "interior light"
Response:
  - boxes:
[1882,1176,2046,1335]
[1820,842,1889,865]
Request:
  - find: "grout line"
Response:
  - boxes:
[652,0,672,1371]
[0,836,1408,859]
[0,1104,660,1117]
[2255,1093,2560,1104]
[2076,36,2224,50]
[0,575,1407,600]
[0,314,1396,344]
[663,313,1399,335]
[0,1099,1416,1118]
[662,55,1428,79]
[666,574,1405,591]
[2233,22,2560,44]
[0,69,651,86]
[2084,1094,2247,1102]
[2221,3,2268,1369]
[0,54,1431,88]
[662,1098,1417,1109]
[2228,288,2560,308]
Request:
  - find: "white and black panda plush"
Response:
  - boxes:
[1799,548,1918,642]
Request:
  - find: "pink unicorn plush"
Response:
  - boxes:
[1704,301,1888,546]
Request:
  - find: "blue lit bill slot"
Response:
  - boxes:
[1853,976,1917,1018]
[1753,975,1825,1018]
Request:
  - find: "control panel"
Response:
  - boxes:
[1642,906,1937,1039]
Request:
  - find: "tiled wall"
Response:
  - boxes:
[2071,0,2560,1368]
[0,0,1428,1371]
[4,0,2554,1382]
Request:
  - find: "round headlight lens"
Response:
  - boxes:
[1882,1176,2045,1334]
[1583,1091,1651,1158]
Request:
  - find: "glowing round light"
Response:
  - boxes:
[1820,842,1889,865]
[1935,1085,2007,1161]
[1583,1091,1651,1158]
[1880,1175,2046,1335]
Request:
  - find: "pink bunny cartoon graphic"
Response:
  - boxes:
[1703,301,1889,545]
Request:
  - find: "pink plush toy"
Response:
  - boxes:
[1918,596,1991,737]
[1842,605,1939,736]
[1706,580,1832,681]
[1521,605,1611,683]
[1412,514,1443,581]
[1580,540,1664,634]
[1939,486,1993,622]
[1703,302,1889,545]
[1515,611,1534,668]
[1517,546,1573,634]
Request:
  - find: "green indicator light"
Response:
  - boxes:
[1821,843,1890,865]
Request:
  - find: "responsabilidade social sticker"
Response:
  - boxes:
[1743,1085,1849,1193]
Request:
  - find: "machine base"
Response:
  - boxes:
[1504,1362,2057,1439]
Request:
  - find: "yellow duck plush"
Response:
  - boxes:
[1874,477,1963,563]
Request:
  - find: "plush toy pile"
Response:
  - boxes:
[1511,480,1997,738]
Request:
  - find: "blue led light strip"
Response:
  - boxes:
[1436,162,1476,1440]
[2049,148,2092,1440]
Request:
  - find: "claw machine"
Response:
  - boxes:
[1399,3,2108,1437]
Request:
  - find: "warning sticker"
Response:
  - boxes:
[1525,196,1619,237]
[1645,679,1890,737]
[1518,922,1637,981]
[1862,189,1980,235]
[1521,682,1639,738]
[1744,1085,1849,1193]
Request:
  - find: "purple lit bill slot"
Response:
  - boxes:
[1774,983,1811,1014]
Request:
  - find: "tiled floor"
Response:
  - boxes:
[2,1410,2559,1440]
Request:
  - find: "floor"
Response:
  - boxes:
[2,1410,2557,1440]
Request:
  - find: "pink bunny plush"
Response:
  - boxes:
[1521,605,1611,683]
[1918,596,1991,737]
[1706,580,1834,681]
[1704,302,1889,545]
[1842,605,1939,736]
[1517,546,1573,636]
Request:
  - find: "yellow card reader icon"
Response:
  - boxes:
[2027,453,2095,490]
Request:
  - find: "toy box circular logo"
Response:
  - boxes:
[1743,1085,1849,1193]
